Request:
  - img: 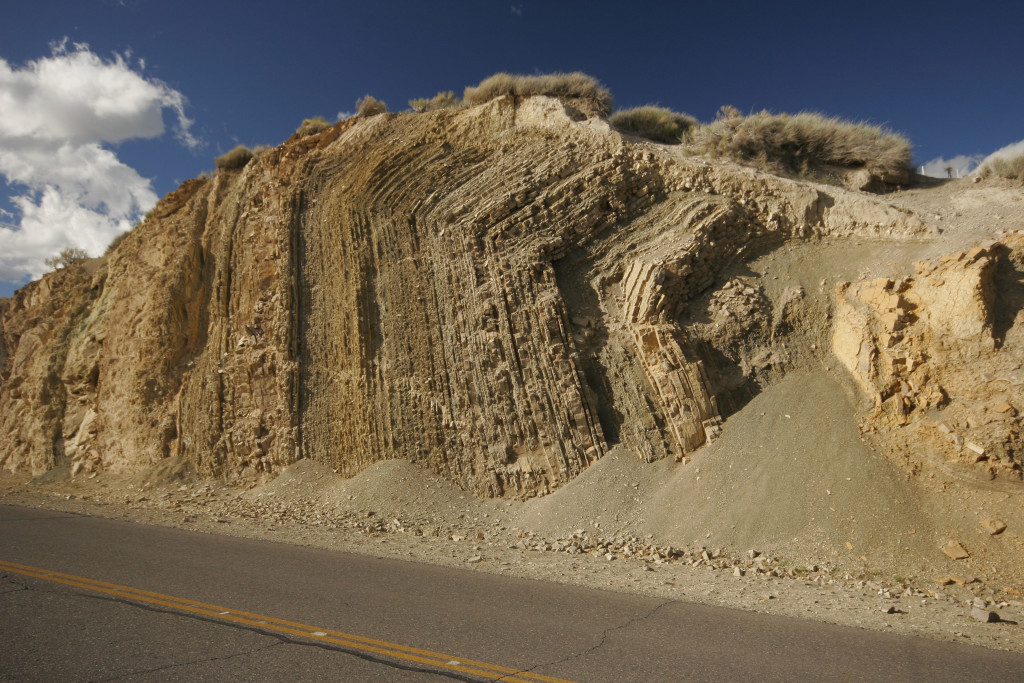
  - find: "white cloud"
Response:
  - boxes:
[0,40,195,283]
[0,39,195,147]
[919,153,983,178]
[976,138,1024,172]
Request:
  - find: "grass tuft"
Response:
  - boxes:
[296,116,332,136]
[978,152,1024,180]
[610,106,697,144]
[214,145,254,171]
[409,90,462,113]
[463,72,613,116]
[688,110,912,182]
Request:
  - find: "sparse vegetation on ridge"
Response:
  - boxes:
[609,106,697,144]
[978,152,1024,180]
[296,116,332,136]
[356,95,388,117]
[44,247,89,270]
[688,110,912,181]
[409,91,462,113]
[214,145,255,171]
[463,72,613,116]
[104,230,132,256]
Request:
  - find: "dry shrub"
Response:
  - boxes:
[610,106,697,144]
[409,90,462,113]
[214,145,254,171]
[716,104,742,121]
[978,153,1024,180]
[296,116,332,136]
[44,246,88,270]
[689,111,912,182]
[356,95,388,117]
[463,71,613,117]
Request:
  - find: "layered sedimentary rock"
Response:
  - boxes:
[0,95,934,497]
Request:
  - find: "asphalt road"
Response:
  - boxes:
[2,504,1022,682]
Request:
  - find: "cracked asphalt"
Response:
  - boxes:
[2,505,1024,681]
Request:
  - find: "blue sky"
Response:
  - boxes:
[1,0,1022,296]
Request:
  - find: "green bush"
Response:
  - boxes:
[463,71,613,117]
[409,90,462,113]
[356,95,388,117]
[296,116,332,136]
[214,145,255,171]
[610,106,697,144]
[688,110,912,181]
[44,246,89,270]
[978,152,1024,180]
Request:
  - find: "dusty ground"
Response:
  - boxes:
[3,174,1023,653]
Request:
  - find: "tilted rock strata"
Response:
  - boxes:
[0,96,933,497]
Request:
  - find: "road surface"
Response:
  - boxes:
[1,504,1022,681]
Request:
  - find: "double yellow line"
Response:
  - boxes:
[0,559,574,682]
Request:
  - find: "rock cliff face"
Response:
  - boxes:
[1,95,974,497]
[833,231,1024,479]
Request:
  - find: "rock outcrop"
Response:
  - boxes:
[833,230,1024,480]
[0,95,944,497]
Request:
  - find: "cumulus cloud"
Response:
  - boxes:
[976,138,1024,171]
[0,38,195,147]
[920,139,1024,179]
[0,40,195,283]
[919,153,983,178]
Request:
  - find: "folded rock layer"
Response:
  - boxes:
[0,96,933,497]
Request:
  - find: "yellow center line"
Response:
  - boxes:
[0,559,574,683]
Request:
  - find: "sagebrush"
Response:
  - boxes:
[356,95,388,117]
[610,106,697,144]
[463,72,613,116]
[296,116,332,136]
[978,152,1024,180]
[214,145,254,171]
[409,90,462,113]
[688,110,912,181]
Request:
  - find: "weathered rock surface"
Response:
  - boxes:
[3,94,988,499]
[833,230,1024,480]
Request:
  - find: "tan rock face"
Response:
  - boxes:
[0,267,99,475]
[832,231,1024,480]
[0,96,934,496]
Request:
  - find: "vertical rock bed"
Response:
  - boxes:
[1,94,1020,508]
